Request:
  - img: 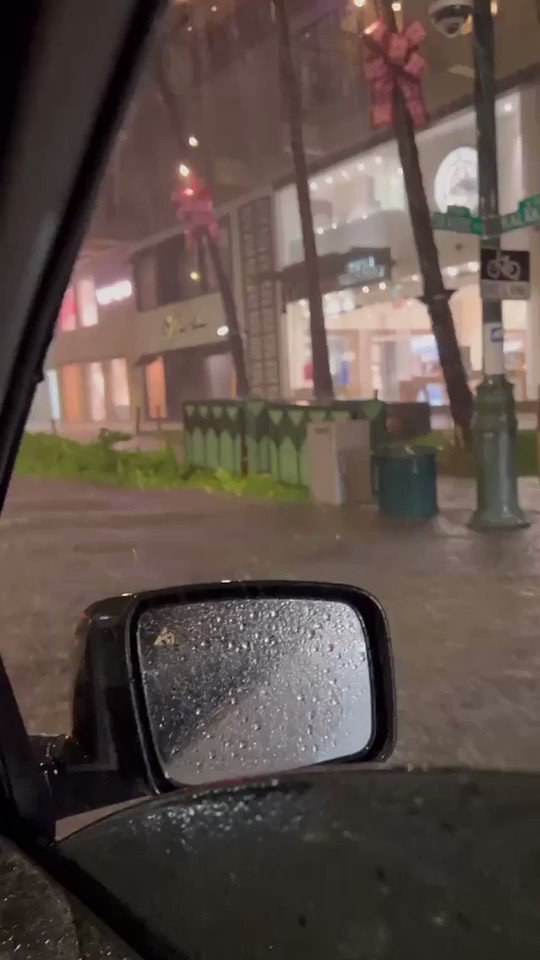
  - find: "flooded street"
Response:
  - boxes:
[1,476,539,771]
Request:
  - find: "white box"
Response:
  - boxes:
[307,420,373,506]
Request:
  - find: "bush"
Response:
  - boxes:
[410,430,538,477]
[14,433,309,502]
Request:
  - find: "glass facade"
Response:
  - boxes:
[276,92,527,402]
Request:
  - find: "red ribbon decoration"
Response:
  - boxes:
[172,170,220,248]
[363,19,428,131]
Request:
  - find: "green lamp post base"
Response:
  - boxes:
[469,375,530,531]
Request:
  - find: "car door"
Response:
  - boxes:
[59,767,540,960]
[0,835,143,960]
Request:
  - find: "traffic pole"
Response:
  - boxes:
[469,0,529,530]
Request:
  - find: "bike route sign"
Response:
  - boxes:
[480,248,530,301]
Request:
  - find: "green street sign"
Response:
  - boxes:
[500,210,524,233]
[431,206,483,235]
[519,193,540,226]
[498,193,540,233]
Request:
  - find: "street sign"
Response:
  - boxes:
[519,193,540,226]
[498,193,540,233]
[431,205,483,235]
[480,248,530,301]
[499,210,525,233]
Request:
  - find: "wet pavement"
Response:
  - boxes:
[1,476,539,771]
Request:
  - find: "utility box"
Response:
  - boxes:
[307,420,373,506]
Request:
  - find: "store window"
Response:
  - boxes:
[87,362,106,422]
[145,356,167,419]
[58,286,78,332]
[61,364,84,422]
[275,139,405,268]
[110,358,130,421]
[78,276,99,327]
[275,93,521,280]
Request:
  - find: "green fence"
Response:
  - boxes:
[264,400,387,487]
[183,401,246,475]
[183,398,388,486]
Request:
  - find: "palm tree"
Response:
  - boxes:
[154,40,250,398]
[272,0,334,402]
[375,0,473,440]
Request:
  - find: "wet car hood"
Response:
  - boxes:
[60,767,540,959]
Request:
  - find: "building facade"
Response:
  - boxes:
[33,189,281,433]
[275,86,536,406]
[28,1,540,431]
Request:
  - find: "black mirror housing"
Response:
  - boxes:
[56,581,395,816]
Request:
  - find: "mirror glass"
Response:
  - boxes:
[137,597,372,784]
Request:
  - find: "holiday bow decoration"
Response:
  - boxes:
[172,168,220,248]
[363,19,428,131]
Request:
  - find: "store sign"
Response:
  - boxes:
[338,255,388,287]
[163,314,207,338]
[434,147,478,214]
[281,247,392,303]
[480,248,530,301]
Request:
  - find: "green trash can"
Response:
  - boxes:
[377,444,438,519]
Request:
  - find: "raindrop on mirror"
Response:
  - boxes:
[137,596,372,785]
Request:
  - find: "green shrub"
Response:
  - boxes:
[14,433,309,502]
[410,429,538,477]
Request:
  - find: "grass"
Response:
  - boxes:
[14,432,309,502]
[410,429,538,477]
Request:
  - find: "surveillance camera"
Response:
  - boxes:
[428,1,473,39]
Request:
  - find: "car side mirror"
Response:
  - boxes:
[48,581,395,817]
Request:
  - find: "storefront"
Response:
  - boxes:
[134,291,233,421]
[275,89,530,404]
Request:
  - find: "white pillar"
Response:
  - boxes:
[519,84,540,399]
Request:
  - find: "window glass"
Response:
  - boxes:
[60,364,83,422]
[110,358,130,421]
[57,286,78,332]
[134,250,158,311]
[87,362,106,422]
[46,370,61,422]
[77,276,99,327]
[145,356,167,419]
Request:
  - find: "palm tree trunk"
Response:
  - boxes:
[203,226,250,397]
[154,51,250,398]
[273,0,334,402]
[377,0,473,440]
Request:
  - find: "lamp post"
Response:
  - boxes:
[469,0,528,528]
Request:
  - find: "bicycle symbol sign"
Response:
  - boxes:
[480,248,530,302]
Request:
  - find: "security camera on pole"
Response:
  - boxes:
[429,0,528,529]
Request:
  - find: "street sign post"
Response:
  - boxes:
[480,248,530,301]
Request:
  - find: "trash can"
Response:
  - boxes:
[377,444,438,519]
